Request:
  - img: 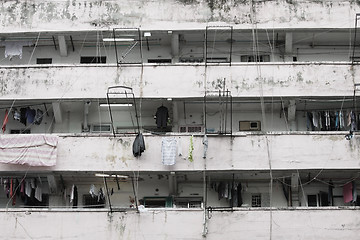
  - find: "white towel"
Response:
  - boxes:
[161,137,177,166]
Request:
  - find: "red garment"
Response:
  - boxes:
[2,109,9,133]
[343,182,353,203]
[10,178,13,198]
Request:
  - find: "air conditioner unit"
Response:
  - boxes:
[91,124,112,133]
[239,121,261,131]
[179,125,203,133]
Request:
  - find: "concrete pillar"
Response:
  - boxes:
[58,35,68,57]
[172,101,179,131]
[291,173,299,207]
[52,102,63,123]
[288,100,296,131]
[171,33,179,62]
[285,32,293,62]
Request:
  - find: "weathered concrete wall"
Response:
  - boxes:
[1,0,360,32]
[0,63,357,99]
[0,208,359,239]
[0,133,359,172]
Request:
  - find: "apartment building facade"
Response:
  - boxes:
[0,0,360,239]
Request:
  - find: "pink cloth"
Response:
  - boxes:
[343,182,353,203]
[0,135,58,166]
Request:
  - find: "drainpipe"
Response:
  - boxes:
[83,100,91,132]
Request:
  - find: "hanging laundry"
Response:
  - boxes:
[350,111,357,131]
[5,178,10,198]
[20,180,25,199]
[202,135,208,159]
[26,107,36,124]
[34,185,42,202]
[19,108,27,126]
[2,109,9,133]
[89,184,98,198]
[237,183,243,207]
[325,111,330,130]
[306,112,314,131]
[47,175,57,194]
[177,137,183,157]
[70,184,78,207]
[311,111,319,128]
[155,105,169,128]
[161,137,177,166]
[352,181,357,203]
[343,182,353,203]
[25,180,32,197]
[318,112,323,130]
[34,109,44,125]
[132,133,145,157]
[347,110,352,127]
[339,110,344,129]
[335,111,339,130]
[13,108,20,121]
[3,41,29,59]
[98,188,105,204]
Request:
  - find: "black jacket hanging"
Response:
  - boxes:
[133,133,145,157]
[155,106,169,128]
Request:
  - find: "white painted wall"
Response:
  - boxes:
[0,63,357,100]
[0,208,359,239]
[0,133,359,172]
[1,0,359,32]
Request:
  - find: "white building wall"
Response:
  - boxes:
[0,63,357,100]
[1,0,359,32]
[0,133,359,172]
[0,209,359,239]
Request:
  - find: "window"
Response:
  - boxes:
[148,59,172,63]
[179,57,204,63]
[239,121,261,131]
[307,195,317,207]
[241,55,270,62]
[10,129,31,134]
[174,197,202,208]
[251,194,261,207]
[143,197,173,208]
[91,124,112,133]
[206,57,228,63]
[80,56,106,64]
[36,58,52,64]
[319,192,329,207]
[179,125,203,133]
[24,194,49,207]
[83,194,105,208]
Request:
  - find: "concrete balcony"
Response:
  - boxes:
[1,208,359,239]
[0,132,359,172]
[1,0,359,32]
[0,62,357,100]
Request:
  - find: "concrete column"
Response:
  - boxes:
[58,35,68,57]
[287,100,296,131]
[52,102,63,123]
[285,32,293,62]
[291,173,299,207]
[171,33,179,62]
[172,101,179,131]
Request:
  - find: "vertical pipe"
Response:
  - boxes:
[352,14,359,63]
[113,28,119,66]
[229,27,233,66]
[103,176,113,213]
[131,177,139,211]
[107,92,116,137]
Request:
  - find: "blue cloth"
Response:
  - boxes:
[25,107,36,124]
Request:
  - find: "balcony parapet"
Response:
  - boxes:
[0,62,357,99]
[1,0,359,31]
[0,132,358,172]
